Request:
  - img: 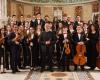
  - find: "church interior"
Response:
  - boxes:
[0,0,100,80]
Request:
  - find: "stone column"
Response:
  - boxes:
[0,0,8,28]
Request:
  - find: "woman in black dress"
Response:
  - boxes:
[87,24,99,70]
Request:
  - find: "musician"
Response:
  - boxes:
[68,24,76,67]
[10,15,18,25]
[20,27,31,68]
[60,27,72,71]
[44,15,50,23]
[28,27,40,70]
[87,24,99,70]
[8,25,20,73]
[0,28,6,73]
[35,26,42,68]
[39,22,56,72]
[30,15,36,29]
[17,15,25,26]
[56,26,63,70]
[62,15,69,27]
[52,17,59,32]
[72,25,86,71]
[35,13,45,30]
[4,25,12,70]
[74,16,82,30]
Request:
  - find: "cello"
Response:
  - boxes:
[73,44,86,65]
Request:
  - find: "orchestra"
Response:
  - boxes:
[0,13,100,74]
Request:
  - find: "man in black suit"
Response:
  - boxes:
[39,22,56,72]
[74,16,82,29]
[62,15,69,27]
[17,15,25,26]
[35,13,45,30]
[8,25,20,73]
[72,25,86,71]
[30,15,36,29]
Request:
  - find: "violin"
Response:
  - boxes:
[0,37,4,46]
[64,42,70,55]
[0,34,5,46]
[73,44,86,65]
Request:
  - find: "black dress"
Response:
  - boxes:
[87,31,99,69]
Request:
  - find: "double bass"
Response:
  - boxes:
[73,44,86,65]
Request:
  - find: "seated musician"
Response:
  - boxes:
[72,25,86,71]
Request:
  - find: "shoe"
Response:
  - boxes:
[74,68,77,71]
[12,70,16,74]
[6,67,9,70]
[48,68,53,72]
[40,68,44,73]
[89,68,95,70]
[2,69,6,73]
[16,69,20,72]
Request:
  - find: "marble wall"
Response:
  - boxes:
[9,1,100,22]
[0,0,8,27]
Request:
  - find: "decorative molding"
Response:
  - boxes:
[92,1,99,12]
[16,0,98,5]
[34,6,41,15]
[75,6,82,17]
[16,3,24,18]
[7,0,11,17]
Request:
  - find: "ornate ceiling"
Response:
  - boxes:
[16,0,98,4]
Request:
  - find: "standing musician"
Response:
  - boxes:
[4,25,12,70]
[35,13,45,31]
[35,26,42,69]
[17,15,25,26]
[20,27,31,68]
[39,22,56,72]
[60,27,72,71]
[28,27,40,70]
[62,15,69,27]
[87,24,99,70]
[0,28,6,73]
[30,15,36,29]
[74,16,82,30]
[72,25,86,71]
[56,26,63,69]
[8,25,20,73]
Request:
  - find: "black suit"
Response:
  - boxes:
[17,21,25,26]
[8,32,20,72]
[72,32,86,70]
[30,20,36,28]
[35,19,45,30]
[39,31,56,70]
[62,21,70,27]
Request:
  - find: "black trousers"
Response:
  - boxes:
[31,45,40,67]
[10,45,20,71]
[40,45,53,69]
[0,46,6,69]
[23,46,31,67]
